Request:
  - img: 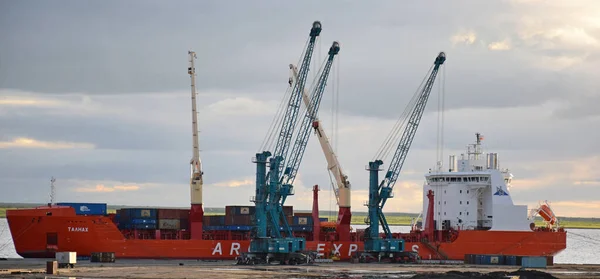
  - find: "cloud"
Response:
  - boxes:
[210,178,254,188]
[549,201,600,218]
[0,137,95,149]
[450,31,477,45]
[0,96,64,107]
[75,184,140,192]
[488,40,511,50]
[207,97,278,116]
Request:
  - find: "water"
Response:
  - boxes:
[1,219,599,264]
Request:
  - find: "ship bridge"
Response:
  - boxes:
[421,134,531,232]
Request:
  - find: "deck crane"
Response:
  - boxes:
[357,52,446,263]
[238,22,340,265]
[187,51,204,240]
[289,64,352,241]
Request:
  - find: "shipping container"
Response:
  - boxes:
[294,212,312,217]
[118,208,157,219]
[180,218,189,230]
[290,226,313,232]
[57,202,107,216]
[156,208,181,219]
[202,215,225,226]
[119,223,157,230]
[283,206,293,216]
[522,256,547,268]
[158,219,180,230]
[505,255,517,266]
[225,205,256,216]
[293,216,313,226]
[226,214,254,226]
[131,219,157,224]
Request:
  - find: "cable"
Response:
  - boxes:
[568,231,600,245]
[373,64,434,161]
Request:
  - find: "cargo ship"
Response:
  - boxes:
[6,133,566,261]
[6,28,565,261]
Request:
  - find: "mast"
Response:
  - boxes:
[188,50,204,239]
[50,177,56,206]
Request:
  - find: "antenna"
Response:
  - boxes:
[50,177,56,205]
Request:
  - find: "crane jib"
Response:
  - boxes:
[367,52,446,243]
[281,41,340,186]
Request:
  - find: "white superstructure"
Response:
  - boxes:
[422,133,531,232]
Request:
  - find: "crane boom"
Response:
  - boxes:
[359,52,445,259]
[271,21,322,164]
[281,41,340,187]
[368,52,446,241]
[272,41,340,238]
[289,64,350,207]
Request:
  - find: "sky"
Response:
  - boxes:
[1,0,599,218]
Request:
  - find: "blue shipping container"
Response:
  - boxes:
[120,208,157,219]
[131,219,157,224]
[291,226,313,232]
[506,255,517,266]
[57,202,107,215]
[522,256,547,268]
[118,223,157,230]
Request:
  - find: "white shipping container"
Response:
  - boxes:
[158,219,181,230]
[56,252,77,264]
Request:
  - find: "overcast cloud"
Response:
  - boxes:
[1,0,599,217]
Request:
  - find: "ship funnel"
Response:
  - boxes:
[449,155,457,172]
[487,153,498,169]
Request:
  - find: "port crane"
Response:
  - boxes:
[188,51,204,240]
[289,64,352,241]
[238,21,340,265]
[357,52,446,262]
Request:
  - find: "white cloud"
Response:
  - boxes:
[209,178,254,188]
[0,137,95,149]
[75,184,140,192]
[488,40,511,50]
[450,31,477,45]
[0,96,64,107]
[207,97,278,116]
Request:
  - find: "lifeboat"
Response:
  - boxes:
[538,202,557,226]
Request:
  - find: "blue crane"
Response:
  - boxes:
[239,22,340,265]
[359,52,446,262]
[253,21,321,243]
[276,41,340,236]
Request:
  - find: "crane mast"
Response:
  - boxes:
[289,63,352,240]
[362,52,446,261]
[188,50,204,240]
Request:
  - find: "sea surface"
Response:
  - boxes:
[1,219,599,264]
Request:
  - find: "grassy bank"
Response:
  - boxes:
[2,204,599,229]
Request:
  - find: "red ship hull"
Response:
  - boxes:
[7,207,566,261]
